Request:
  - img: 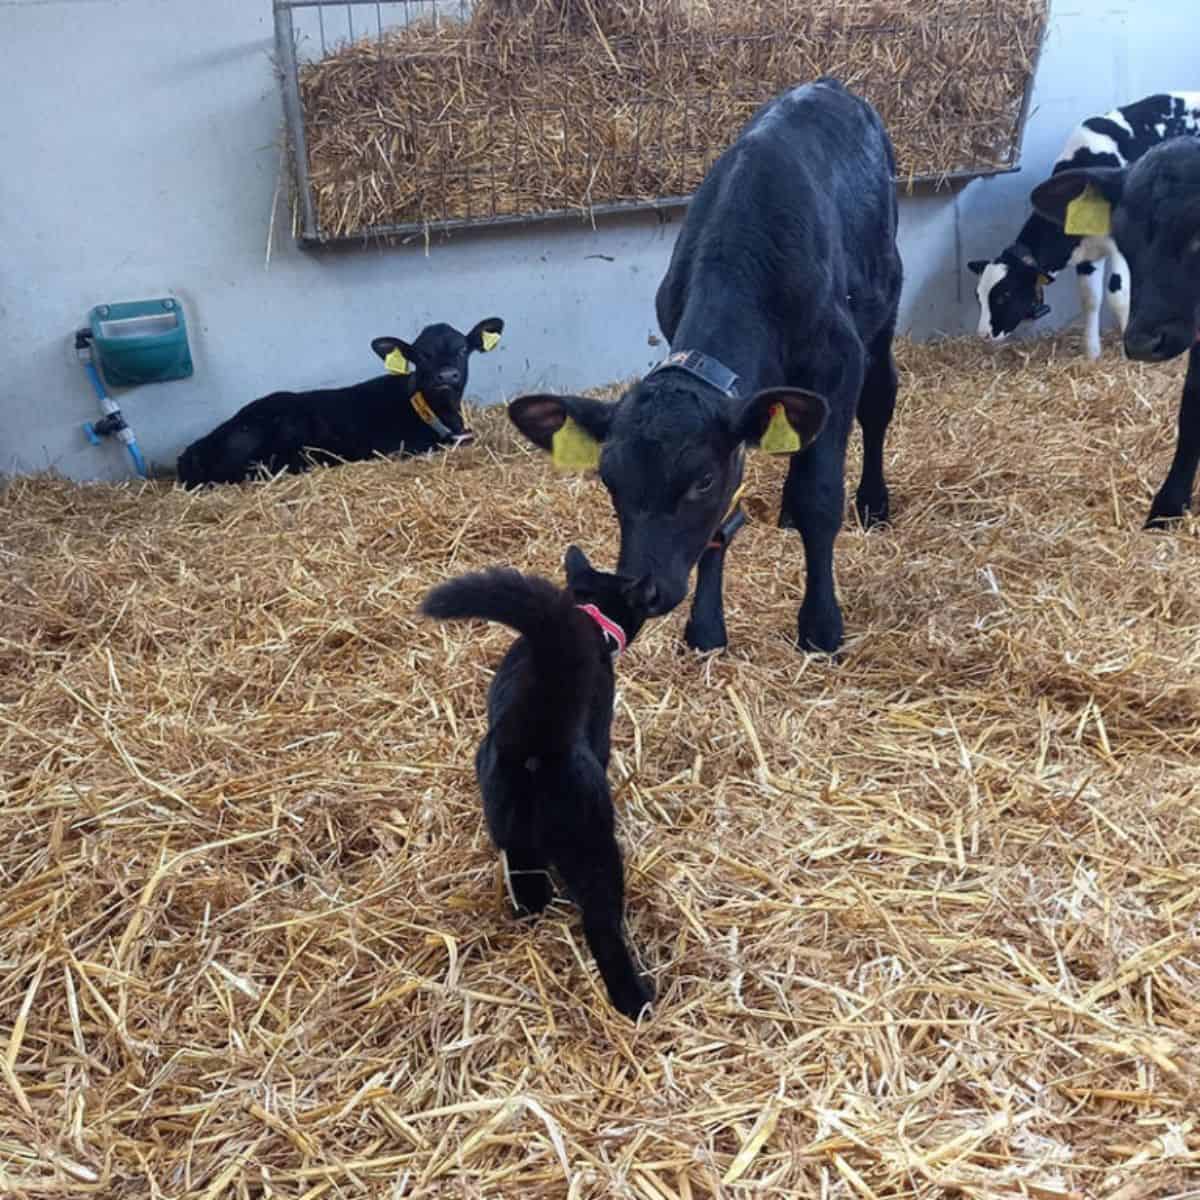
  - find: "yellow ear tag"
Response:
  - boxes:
[480,330,501,352]
[759,404,801,454]
[384,349,412,375]
[1037,273,1053,286]
[551,416,601,470]
[1064,185,1112,237]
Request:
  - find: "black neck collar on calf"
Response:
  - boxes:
[645,350,741,398]
[1004,243,1055,283]
[1012,208,1081,275]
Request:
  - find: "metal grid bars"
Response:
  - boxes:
[273,0,1047,246]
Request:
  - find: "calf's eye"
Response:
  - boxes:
[690,473,715,498]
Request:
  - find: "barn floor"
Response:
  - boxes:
[3,334,1199,1198]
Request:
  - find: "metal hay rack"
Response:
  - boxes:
[273,0,1047,246]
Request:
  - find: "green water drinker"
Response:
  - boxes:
[88,297,193,387]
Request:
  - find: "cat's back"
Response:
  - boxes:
[485,635,534,724]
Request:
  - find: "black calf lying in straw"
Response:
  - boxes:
[177,318,503,486]
[421,546,656,1020]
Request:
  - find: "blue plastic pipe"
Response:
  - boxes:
[79,340,149,479]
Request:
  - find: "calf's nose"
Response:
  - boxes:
[1124,329,1168,361]
[434,367,462,388]
[646,577,687,617]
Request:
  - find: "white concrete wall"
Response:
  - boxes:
[0,0,1195,480]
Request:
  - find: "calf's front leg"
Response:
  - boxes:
[684,543,730,651]
[782,433,848,654]
[1146,345,1200,528]
[1076,260,1105,361]
[683,508,745,651]
[1105,248,1131,351]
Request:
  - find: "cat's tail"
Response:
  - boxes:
[420,567,595,754]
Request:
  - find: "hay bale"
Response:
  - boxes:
[296,0,1048,239]
[3,333,1200,1195]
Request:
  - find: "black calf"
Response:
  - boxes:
[177,319,503,487]
[509,80,902,653]
[1032,139,1200,526]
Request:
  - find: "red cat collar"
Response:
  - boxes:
[576,604,627,656]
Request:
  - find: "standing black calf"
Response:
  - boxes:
[177,318,503,487]
[508,79,902,654]
[421,546,656,1020]
[1031,138,1200,526]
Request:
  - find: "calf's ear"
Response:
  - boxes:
[967,259,990,276]
[508,393,615,469]
[1031,167,1125,233]
[735,387,829,455]
[467,317,504,353]
[372,337,415,375]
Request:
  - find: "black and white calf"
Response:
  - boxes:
[970,92,1200,359]
[1032,138,1200,527]
[177,319,503,487]
[509,79,902,654]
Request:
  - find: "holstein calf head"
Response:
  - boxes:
[371,317,504,434]
[1032,139,1200,362]
[510,370,828,617]
[968,246,1053,342]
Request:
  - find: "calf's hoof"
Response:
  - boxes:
[854,486,891,530]
[797,604,844,655]
[1145,492,1190,530]
[684,617,728,653]
[1144,510,1187,531]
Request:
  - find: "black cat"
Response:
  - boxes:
[421,545,656,1019]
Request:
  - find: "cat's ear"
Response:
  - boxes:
[564,544,591,577]
[564,543,601,591]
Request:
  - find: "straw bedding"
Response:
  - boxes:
[3,333,1199,1197]
[297,0,1047,239]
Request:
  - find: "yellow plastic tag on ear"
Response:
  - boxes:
[480,330,501,352]
[551,416,601,470]
[1037,273,1053,286]
[384,349,413,375]
[1064,185,1112,237]
[759,404,801,454]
